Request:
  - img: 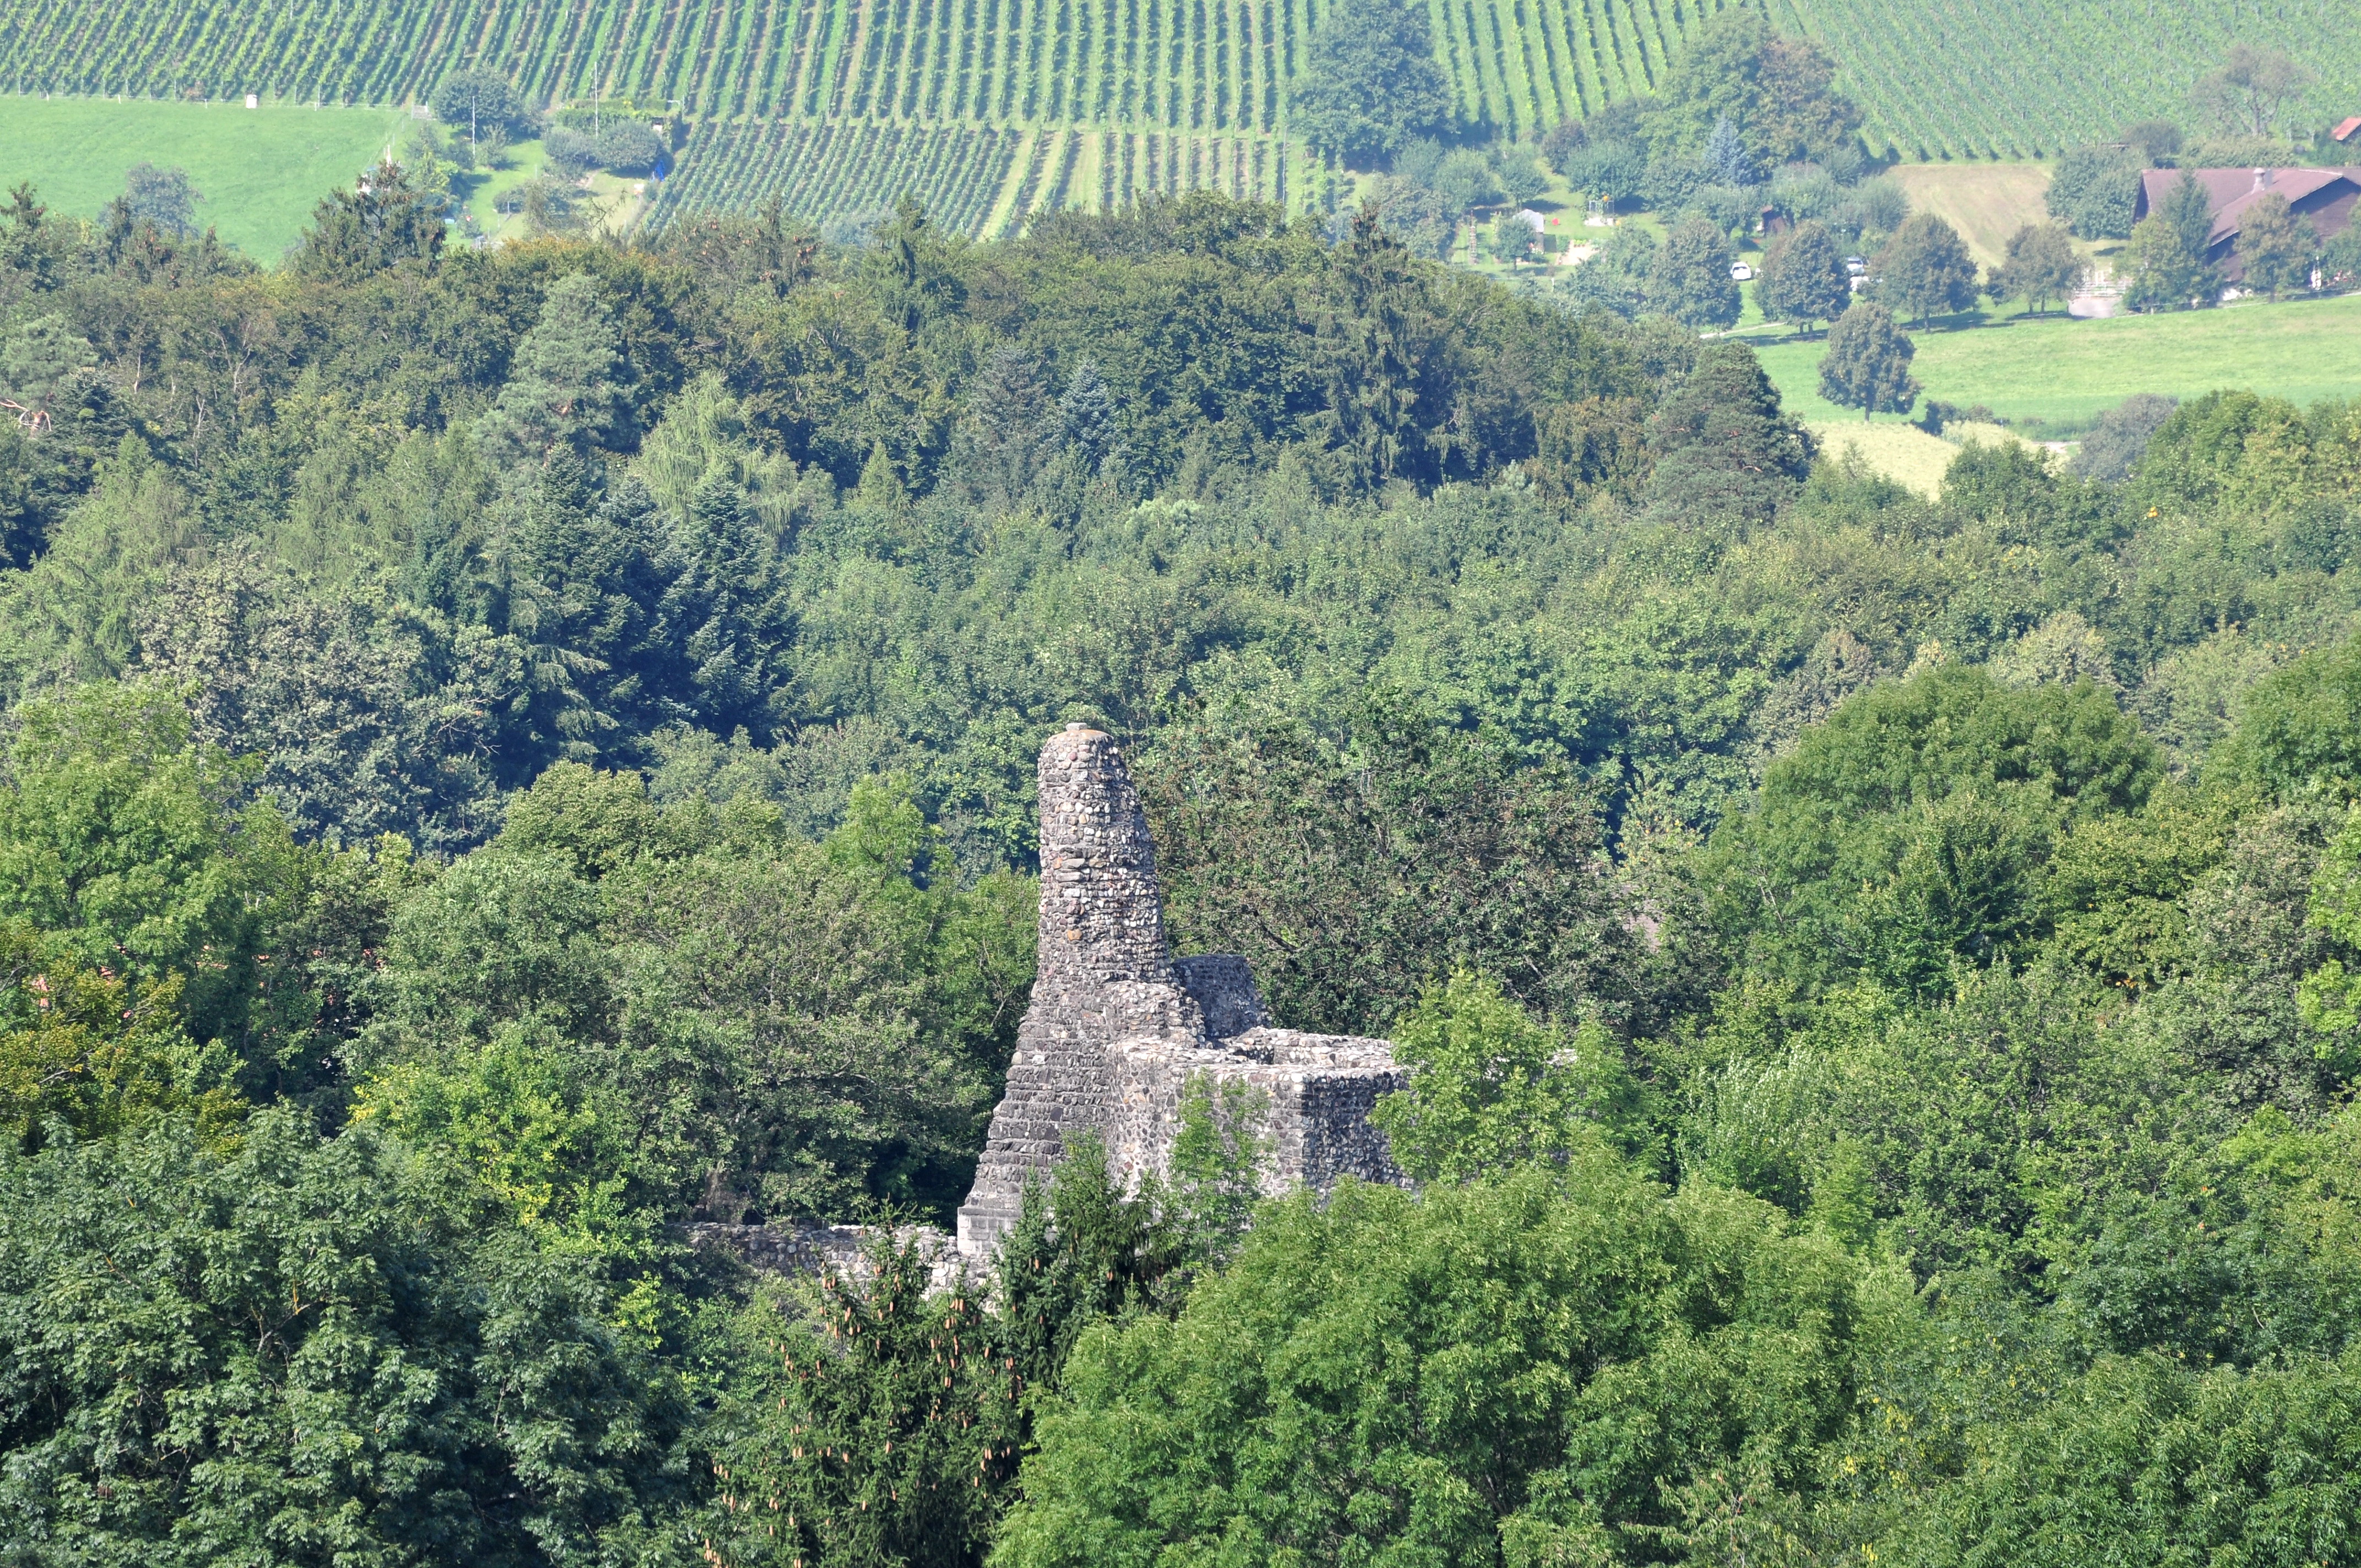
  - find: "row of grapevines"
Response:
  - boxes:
[649,117,1021,234]
[1058,130,1296,214]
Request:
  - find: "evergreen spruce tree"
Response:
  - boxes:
[1644,341,1815,525]
[0,313,92,434]
[703,1235,1020,1568]
[509,467,677,759]
[1818,301,1920,421]
[855,438,909,514]
[291,159,444,282]
[1704,115,1759,187]
[1308,206,1450,489]
[656,475,782,735]
[475,271,636,472]
[1057,359,1120,474]
[957,345,1053,505]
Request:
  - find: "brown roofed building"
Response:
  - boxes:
[2335,117,2361,144]
[2134,167,2361,282]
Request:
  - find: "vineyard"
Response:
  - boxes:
[2,0,2355,235]
[646,122,1018,235]
[649,120,1296,236]
[1771,0,2358,160]
[0,0,1742,236]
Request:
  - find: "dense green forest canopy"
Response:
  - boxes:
[6,168,2361,1565]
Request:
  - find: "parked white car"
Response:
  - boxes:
[1729,262,1754,281]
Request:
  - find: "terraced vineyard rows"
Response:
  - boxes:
[9,0,2354,233]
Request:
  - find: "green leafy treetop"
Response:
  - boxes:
[0,1107,690,1560]
[1640,9,1860,167]
[1291,0,1452,168]
[1755,217,1851,335]
[1650,215,1742,330]
[2235,192,2316,301]
[0,919,238,1150]
[1988,220,2088,317]
[2066,391,2178,481]
[291,158,444,282]
[1563,220,1659,319]
[109,162,197,238]
[992,1158,1860,1567]
[1875,212,1978,326]
[1818,300,1919,422]
[2191,44,2317,138]
[2047,144,2144,239]
[2124,171,2222,312]
[1372,970,1655,1183]
[0,683,257,1034]
[428,67,525,143]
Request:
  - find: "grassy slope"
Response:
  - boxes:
[1749,293,2361,431]
[1804,421,2042,498]
[0,96,404,260]
[1885,163,2053,270]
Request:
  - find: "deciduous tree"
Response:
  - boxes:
[1988,220,2088,316]
[2236,192,2315,299]
[1290,0,1451,168]
[1876,213,1979,325]
[1755,218,1851,334]
[1817,300,1919,421]
[1650,215,1742,329]
[2192,45,2318,137]
[428,67,525,143]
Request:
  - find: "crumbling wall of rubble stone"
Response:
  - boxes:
[955,724,1405,1257]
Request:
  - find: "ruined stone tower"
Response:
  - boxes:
[956,723,1405,1256]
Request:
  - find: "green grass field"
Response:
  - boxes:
[0,96,404,260]
[1749,293,2361,432]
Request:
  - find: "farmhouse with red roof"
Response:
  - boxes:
[2134,167,2361,281]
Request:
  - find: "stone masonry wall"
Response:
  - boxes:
[955,723,1405,1257]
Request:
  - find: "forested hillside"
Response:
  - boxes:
[7,173,2361,1565]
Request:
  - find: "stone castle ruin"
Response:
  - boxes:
[691,722,1405,1278]
[954,723,1404,1256]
